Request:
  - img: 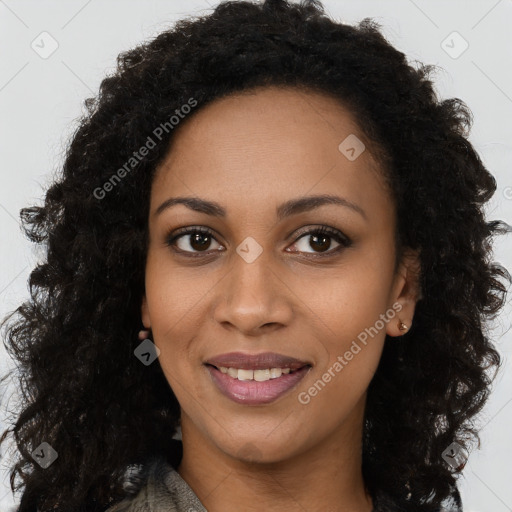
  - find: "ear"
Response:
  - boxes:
[141,293,151,329]
[386,248,422,337]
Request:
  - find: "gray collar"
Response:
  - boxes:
[106,457,207,512]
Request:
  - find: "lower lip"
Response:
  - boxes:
[205,364,311,405]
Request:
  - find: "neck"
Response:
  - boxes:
[176,397,374,512]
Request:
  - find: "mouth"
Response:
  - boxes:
[205,363,309,381]
[203,352,312,405]
[203,351,311,371]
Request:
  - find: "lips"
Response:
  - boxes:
[205,363,312,405]
[203,351,311,371]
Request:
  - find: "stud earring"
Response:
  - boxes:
[397,320,408,333]
[138,328,152,341]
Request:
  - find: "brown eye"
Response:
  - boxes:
[166,227,222,254]
[287,226,352,256]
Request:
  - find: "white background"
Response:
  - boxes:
[1,1,511,511]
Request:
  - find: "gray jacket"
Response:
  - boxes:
[104,455,462,512]
[105,457,207,512]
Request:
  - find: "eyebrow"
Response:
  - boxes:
[154,194,367,221]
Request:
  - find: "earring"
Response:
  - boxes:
[397,320,408,333]
[138,328,152,341]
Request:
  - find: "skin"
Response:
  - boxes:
[141,85,421,512]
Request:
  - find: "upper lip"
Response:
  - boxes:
[204,352,312,370]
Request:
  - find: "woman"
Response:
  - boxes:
[1,0,509,511]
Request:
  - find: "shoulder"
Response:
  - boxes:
[105,456,206,512]
[104,457,174,512]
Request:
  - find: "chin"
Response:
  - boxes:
[219,435,302,465]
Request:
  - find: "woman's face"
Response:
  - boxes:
[141,86,420,463]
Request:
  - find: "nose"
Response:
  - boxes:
[212,249,293,336]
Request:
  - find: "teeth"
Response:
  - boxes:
[238,369,253,381]
[269,368,281,379]
[217,366,297,381]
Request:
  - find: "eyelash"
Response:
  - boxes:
[164,225,352,258]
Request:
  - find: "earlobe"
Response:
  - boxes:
[386,248,422,337]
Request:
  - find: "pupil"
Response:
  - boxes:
[311,234,330,252]
[191,233,210,251]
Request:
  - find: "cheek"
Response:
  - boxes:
[298,247,393,387]
[143,257,209,387]
[299,253,393,345]
[144,249,213,333]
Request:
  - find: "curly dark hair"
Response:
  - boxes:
[1,0,510,511]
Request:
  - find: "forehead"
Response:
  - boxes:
[151,86,392,223]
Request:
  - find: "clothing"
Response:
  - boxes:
[104,456,206,512]
[105,440,463,512]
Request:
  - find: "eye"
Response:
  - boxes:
[287,226,352,256]
[165,227,223,255]
[165,225,352,257]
